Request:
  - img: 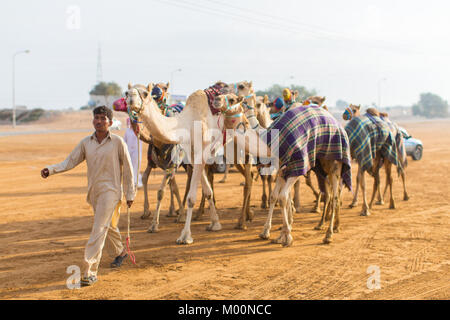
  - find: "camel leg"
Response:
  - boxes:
[202,168,221,232]
[315,176,331,231]
[401,169,409,201]
[386,160,396,209]
[147,172,170,233]
[235,163,246,177]
[323,161,342,244]
[259,176,283,240]
[360,169,370,216]
[287,193,294,227]
[375,165,385,206]
[195,193,206,221]
[293,179,301,213]
[311,174,323,214]
[196,165,215,220]
[167,175,177,217]
[170,175,185,221]
[182,165,192,208]
[369,164,381,210]
[178,165,192,223]
[268,174,273,206]
[245,163,254,221]
[141,165,152,219]
[306,171,321,203]
[261,174,268,209]
[176,163,203,245]
[236,163,253,230]
[334,185,343,232]
[272,177,298,247]
[350,165,361,208]
[219,164,229,184]
[380,173,389,205]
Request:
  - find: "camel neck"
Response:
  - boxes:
[139,99,181,145]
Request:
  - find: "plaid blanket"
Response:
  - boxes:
[381,117,407,172]
[345,114,402,175]
[261,104,352,191]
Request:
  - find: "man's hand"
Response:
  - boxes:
[127,200,133,208]
[41,168,49,179]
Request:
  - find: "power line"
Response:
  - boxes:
[155,0,309,37]
[155,0,425,55]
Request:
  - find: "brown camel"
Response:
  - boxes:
[215,93,352,245]
[343,104,402,216]
[343,104,409,212]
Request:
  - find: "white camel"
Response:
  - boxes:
[126,81,246,244]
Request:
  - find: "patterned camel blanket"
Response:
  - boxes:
[381,117,407,172]
[345,113,402,175]
[260,104,352,191]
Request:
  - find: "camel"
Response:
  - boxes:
[343,104,403,216]
[215,93,353,245]
[126,81,253,244]
[378,111,409,202]
[114,83,187,231]
[234,84,322,213]
[115,83,223,233]
[342,105,409,208]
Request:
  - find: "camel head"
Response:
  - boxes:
[126,82,156,117]
[152,82,170,104]
[213,93,243,112]
[342,104,361,121]
[379,111,389,119]
[366,107,380,117]
[305,95,326,106]
[234,81,254,98]
[255,95,272,128]
[213,93,245,129]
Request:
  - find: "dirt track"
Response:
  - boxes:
[0,114,449,300]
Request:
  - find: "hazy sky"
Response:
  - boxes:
[1,0,450,109]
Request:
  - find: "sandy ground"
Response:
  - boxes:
[0,113,449,300]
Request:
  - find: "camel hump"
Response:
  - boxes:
[185,90,208,116]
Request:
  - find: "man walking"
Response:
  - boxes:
[41,106,135,287]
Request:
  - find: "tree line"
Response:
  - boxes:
[86,82,449,118]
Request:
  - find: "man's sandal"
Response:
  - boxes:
[110,254,128,268]
[80,275,97,287]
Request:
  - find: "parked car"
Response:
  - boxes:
[399,127,423,160]
[110,117,122,130]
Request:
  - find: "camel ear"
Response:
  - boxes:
[249,81,253,88]
[263,95,269,104]
[147,83,154,94]
[321,96,326,103]
[357,105,361,109]
[166,82,170,91]
[128,83,133,90]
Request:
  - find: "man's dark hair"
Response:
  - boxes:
[93,106,113,121]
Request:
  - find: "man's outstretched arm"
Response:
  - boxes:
[41,140,86,178]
